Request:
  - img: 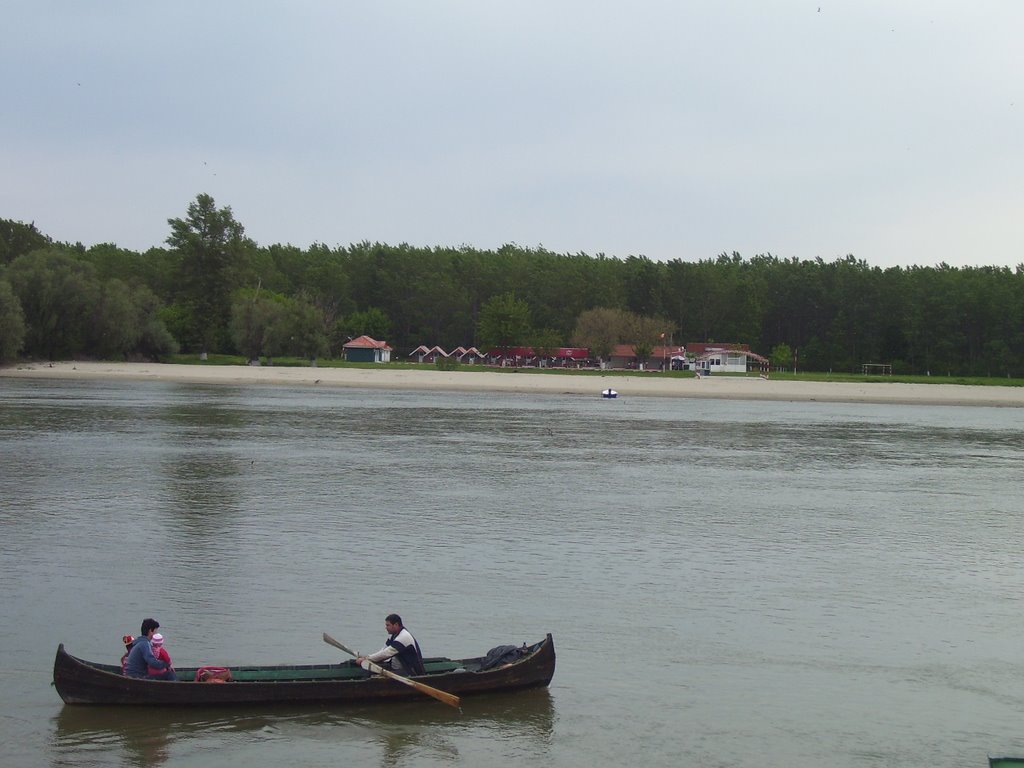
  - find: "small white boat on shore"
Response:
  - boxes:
[601,389,618,399]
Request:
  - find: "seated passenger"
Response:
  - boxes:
[123,618,177,681]
[120,634,134,674]
[148,633,175,678]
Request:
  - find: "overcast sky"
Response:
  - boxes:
[4,2,1022,269]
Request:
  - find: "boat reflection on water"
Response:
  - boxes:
[354,688,556,766]
[52,687,555,767]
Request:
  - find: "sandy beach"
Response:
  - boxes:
[2,360,1023,407]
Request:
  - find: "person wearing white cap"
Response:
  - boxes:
[148,633,174,678]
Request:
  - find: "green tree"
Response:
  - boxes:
[83,279,177,360]
[770,343,793,372]
[88,278,141,359]
[286,296,330,363]
[0,277,26,361]
[477,293,531,360]
[166,193,254,356]
[82,243,145,283]
[626,315,670,369]
[7,249,177,361]
[687,256,736,343]
[7,248,98,360]
[230,288,287,364]
[132,285,179,361]
[572,307,631,364]
[157,302,195,352]
[297,243,354,334]
[531,328,563,367]
[626,314,668,346]
[137,246,181,305]
[260,296,295,365]
[344,307,391,341]
[623,255,664,317]
[229,290,327,365]
[0,219,50,265]
[631,341,653,369]
[751,255,825,362]
[450,248,491,346]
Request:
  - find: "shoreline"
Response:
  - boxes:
[2,361,1023,407]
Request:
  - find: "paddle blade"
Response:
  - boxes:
[322,632,359,658]
[406,679,460,708]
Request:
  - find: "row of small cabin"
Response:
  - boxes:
[343,336,768,373]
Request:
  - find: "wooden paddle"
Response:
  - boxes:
[322,632,460,709]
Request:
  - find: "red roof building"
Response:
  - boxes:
[608,344,686,370]
[484,347,592,367]
[342,335,393,363]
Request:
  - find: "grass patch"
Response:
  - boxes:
[759,371,1024,387]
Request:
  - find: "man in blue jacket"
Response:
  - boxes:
[123,618,177,680]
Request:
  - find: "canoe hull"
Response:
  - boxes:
[54,634,555,706]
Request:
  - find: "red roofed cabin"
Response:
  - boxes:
[342,335,392,363]
[485,347,591,368]
[608,344,686,371]
[452,347,487,364]
[408,345,447,364]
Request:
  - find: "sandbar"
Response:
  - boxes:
[2,361,1023,407]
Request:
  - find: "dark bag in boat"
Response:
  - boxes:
[477,644,527,671]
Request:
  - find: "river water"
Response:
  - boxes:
[1,377,1023,767]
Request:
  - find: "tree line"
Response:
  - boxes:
[1,193,1022,375]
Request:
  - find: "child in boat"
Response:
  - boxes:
[120,634,134,674]
[148,633,174,677]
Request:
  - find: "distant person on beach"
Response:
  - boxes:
[356,614,426,676]
[123,618,177,680]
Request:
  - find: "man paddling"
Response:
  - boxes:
[356,614,426,676]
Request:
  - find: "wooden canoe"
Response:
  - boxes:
[53,634,554,706]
